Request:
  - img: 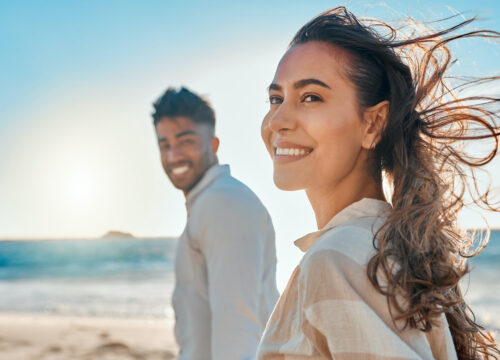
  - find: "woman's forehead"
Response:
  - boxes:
[273,41,351,85]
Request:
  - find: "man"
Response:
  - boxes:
[152,87,279,360]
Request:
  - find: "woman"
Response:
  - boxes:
[258,7,500,360]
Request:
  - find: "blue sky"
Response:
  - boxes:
[1,1,499,287]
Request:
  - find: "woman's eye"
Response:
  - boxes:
[269,96,283,105]
[303,94,322,102]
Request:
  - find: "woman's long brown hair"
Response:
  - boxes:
[291,7,500,359]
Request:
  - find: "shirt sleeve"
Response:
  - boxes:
[197,190,271,360]
[299,247,426,359]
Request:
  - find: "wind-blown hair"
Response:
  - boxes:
[291,7,500,359]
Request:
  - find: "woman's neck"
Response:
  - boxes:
[306,169,385,230]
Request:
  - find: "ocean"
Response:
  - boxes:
[0,237,177,320]
[0,232,498,331]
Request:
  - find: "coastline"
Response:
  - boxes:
[0,313,178,360]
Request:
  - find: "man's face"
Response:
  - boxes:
[156,116,218,195]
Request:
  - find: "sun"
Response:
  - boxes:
[65,167,96,207]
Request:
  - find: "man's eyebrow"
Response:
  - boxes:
[268,83,281,91]
[294,78,331,89]
[175,130,197,138]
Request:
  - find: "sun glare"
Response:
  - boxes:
[65,167,96,207]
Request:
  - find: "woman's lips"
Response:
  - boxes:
[272,141,313,163]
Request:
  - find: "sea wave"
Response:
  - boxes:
[0,234,498,329]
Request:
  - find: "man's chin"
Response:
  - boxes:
[172,180,193,192]
[167,169,207,195]
[170,176,203,195]
[167,175,192,191]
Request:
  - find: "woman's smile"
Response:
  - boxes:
[273,140,314,163]
[261,41,366,192]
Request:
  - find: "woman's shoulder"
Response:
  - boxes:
[302,223,378,269]
[296,225,382,313]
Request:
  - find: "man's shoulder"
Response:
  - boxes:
[186,171,274,242]
[211,171,253,193]
[194,172,265,213]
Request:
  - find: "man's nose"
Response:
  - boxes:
[166,146,184,163]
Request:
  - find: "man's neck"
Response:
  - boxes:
[183,161,220,198]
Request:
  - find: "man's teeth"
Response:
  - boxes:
[276,148,310,156]
[172,166,189,175]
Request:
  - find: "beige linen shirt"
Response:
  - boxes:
[257,198,457,360]
[172,164,279,360]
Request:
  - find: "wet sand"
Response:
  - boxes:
[0,313,178,360]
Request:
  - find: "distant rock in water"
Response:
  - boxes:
[101,231,135,239]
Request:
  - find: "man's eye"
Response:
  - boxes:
[269,96,283,105]
[303,94,322,102]
[181,138,195,145]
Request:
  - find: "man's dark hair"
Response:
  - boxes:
[152,87,216,129]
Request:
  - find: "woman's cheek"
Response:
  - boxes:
[261,116,273,156]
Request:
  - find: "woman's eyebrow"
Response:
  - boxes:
[294,78,331,89]
[268,78,331,92]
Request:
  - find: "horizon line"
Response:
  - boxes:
[0,234,180,242]
[1,227,499,241]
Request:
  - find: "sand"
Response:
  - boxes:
[0,313,178,360]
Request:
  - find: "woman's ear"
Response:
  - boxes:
[361,100,389,150]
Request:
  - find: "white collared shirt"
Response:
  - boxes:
[172,164,279,360]
[257,198,457,360]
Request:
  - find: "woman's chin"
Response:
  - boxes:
[273,173,305,191]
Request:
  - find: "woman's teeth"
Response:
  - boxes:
[275,147,311,156]
[172,166,189,175]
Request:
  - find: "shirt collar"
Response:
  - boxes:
[185,164,230,210]
[294,198,392,252]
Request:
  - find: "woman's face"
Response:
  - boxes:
[261,41,368,193]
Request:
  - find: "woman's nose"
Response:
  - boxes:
[266,102,297,134]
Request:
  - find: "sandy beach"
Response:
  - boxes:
[0,313,178,360]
